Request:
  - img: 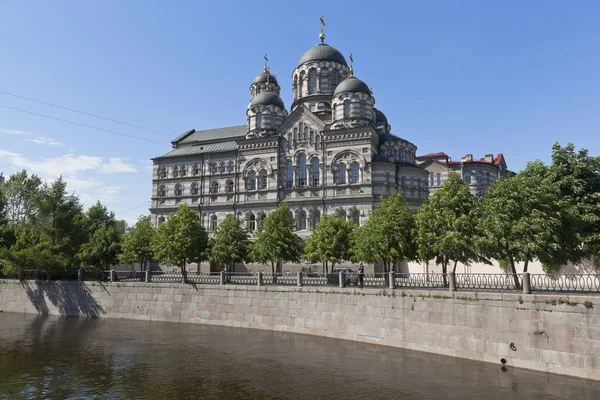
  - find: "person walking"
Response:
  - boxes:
[358,262,365,287]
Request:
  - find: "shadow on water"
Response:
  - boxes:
[21,280,104,317]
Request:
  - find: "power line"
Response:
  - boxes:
[0,90,174,138]
[0,104,165,145]
[114,202,151,215]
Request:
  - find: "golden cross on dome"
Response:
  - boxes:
[264,54,268,72]
[320,15,326,43]
[349,53,354,76]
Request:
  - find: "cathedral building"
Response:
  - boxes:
[150,27,428,236]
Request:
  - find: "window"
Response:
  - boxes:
[220,163,226,173]
[192,183,199,195]
[315,134,320,150]
[349,209,360,226]
[343,102,351,119]
[259,170,268,189]
[193,164,200,176]
[159,186,167,197]
[332,70,339,88]
[311,210,320,230]
[175,184,183,196]
[437,173,441,187]
[293,128,298,142]
[476,171,483,184]
[211,163,218,174]
[286,160,293,188]
[158,216,166,225]
[297,211,307,230]
[161,167,167,178]
[270,114,276,129]
[298,154,307,187]
[464,171,471,184]
[312,158,320,186]
[210,215,218,231]
[174,167,179,178]
[181,166,187,177]
[229,162,234,173]
[256,113,262,130]
[335,208,346,219]
[226,180,234,193]
[310,130,315,144]
[350,163,360,184]
[248,171,256,190]
[287,133,292,150]
[430,172,434,187]
[259,213,266,229]
[210,181,219,194]
[248,214,256,231]
[304,126,309,140]
[338,164,346,184]
[308,69,317,94]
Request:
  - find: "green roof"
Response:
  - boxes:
[157,141,238,159]
[172,125,247,144]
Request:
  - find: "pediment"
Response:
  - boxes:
[277,106,326,134]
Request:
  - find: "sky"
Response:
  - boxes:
[1,1,599,225]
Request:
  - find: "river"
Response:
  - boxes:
[0,313,598,399]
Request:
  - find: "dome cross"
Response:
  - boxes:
[320,15,326,43]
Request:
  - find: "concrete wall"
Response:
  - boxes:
[1,280,599,380]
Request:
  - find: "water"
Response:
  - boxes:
[0,313,598,399]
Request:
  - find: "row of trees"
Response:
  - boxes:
[1,143,598,279]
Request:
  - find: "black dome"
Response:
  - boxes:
[249,91,285,109]
[298,44,348,67]
[253,71,278,86]
[375,109,388,125]
[333,77,371,96]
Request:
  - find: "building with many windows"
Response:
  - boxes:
[416,152,507,197]
[150,27,428,236]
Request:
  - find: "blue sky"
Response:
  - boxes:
[1,1,599,225]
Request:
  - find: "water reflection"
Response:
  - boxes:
[0,313,598,399]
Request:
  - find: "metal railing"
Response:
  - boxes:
[530,274,600,293]
[187,272,220,284]
[394,273,447,289]
[455,273,521,292]
[115,270,145,282]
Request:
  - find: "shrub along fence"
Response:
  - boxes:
[4,270,600,294]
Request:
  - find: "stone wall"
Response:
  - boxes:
[1,280,599,380]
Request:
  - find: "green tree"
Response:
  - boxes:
[0,184,7,224]
[415,173,477,283]
[352,192,416,273]
[120,216,155,271]
[76,224,122,270]
[304,215,354,274]
[250,203,301,276]
[210,214,250,273]
[2,170,42,225]
[477,173,565,287]
[85,201,117,235]
[152,205,208,274]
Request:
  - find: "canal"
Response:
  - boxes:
[0,313,598,399]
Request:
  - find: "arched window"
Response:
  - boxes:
[308,69,317,94]
[248,171,257,190]
[310,130,315,144]
[343,102,351,119]
[226,180,234,193]
[293,128,298,142]
[332,70,339,88]
[312,158,320,186]
[175,184,183,196]
[270,114,277,129]
[476,171,483,184]
[286,160,293,188]
[161,167,167,178]
[298,154,307,187]
[256,113,262,130]
[349,209,360,226]
[192,183,199,195]
[220,163,226,173]
[287,133,292,150]
[315,134,320,150]
[299,71,304,97]
[193,164,200,176]
[430,172,434,187]
[228,162,234,173]
[335,208,346,219]
[297,211,307,230]
[211,163,218,174]
[337,164,346,184]
[159,186,167,197]
[437,173,441,186]
[259,170,268,189]
[210,181,219,194]
[311,210,320,230]
[158,216,165,225]
[174,167,179,178]
[304,126,309,140]
[181,166,187,177]
[259,213,266,229]
[350,162,360,183]
[248,214,256,231]
[210,215,218,231]
[299,122,304,136]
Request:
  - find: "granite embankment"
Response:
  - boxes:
[1,279,599,380]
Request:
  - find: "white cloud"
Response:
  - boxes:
[99,158,138,173]
[0,128,63,147]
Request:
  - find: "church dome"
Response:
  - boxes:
[249,91,285,109]
[253,71,278,86]
[375,109,387,125]
[333,76,371,96]
[298,43,348,67]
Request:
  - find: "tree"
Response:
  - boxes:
[152,205,208,274]
[477,173,565,287]
[120,216,155,271]
[304,215,354,274]
[352,192,416,274]
[415,173,477,284]
[77,224,122,270]
[0,185,7,224]
[85,200,116,235]
[250,203,301,276]
[210,214,250,273]
[2,170,41,225]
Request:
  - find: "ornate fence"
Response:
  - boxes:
[394,273,447,289]
[455,273,521,292]
[530,274,600,293]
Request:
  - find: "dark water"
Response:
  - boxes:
[0,313,598,399]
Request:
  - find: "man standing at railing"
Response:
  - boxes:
[358,262,365,287]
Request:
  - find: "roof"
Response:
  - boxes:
[416,152,448,159]
[333,76,371,96]
[298,43,348,67]
[157,141,238,159]
[478,153,505,166]
[172,125,247,145]
[375,108,387,125]
[249,91,285,109]
[253,71,279,86]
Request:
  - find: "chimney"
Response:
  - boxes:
[461,154,473,163]
[485,154,493,163]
